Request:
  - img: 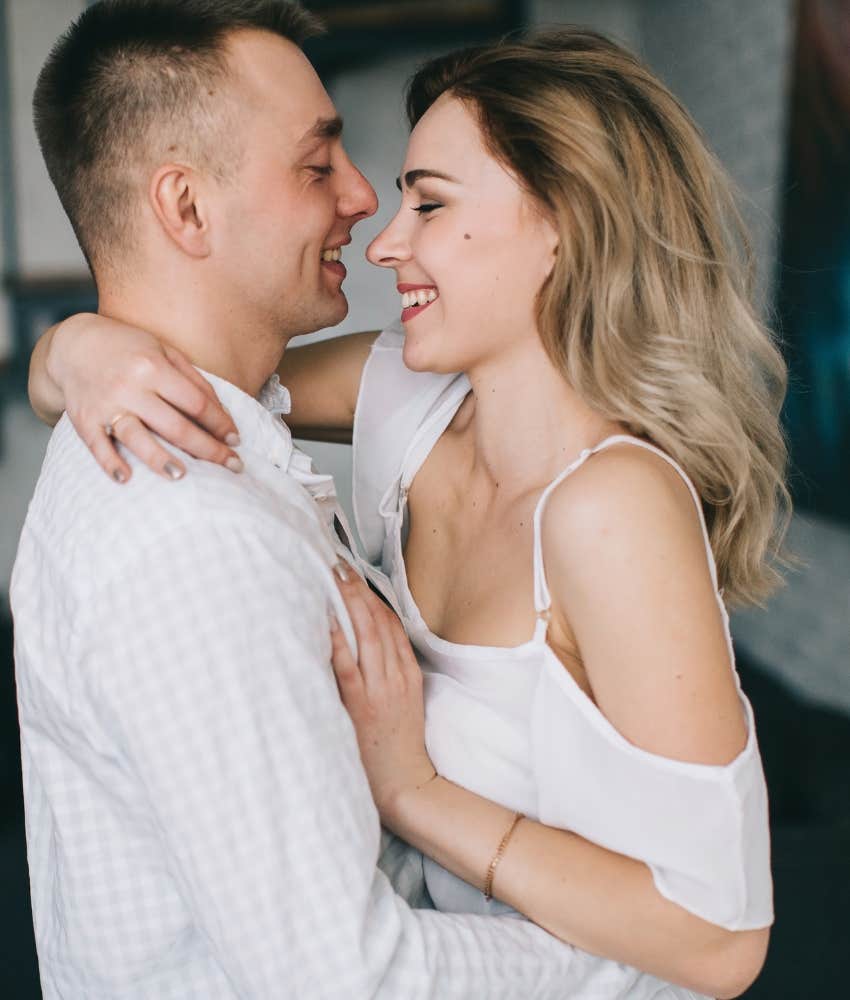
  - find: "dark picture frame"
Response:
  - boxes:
[302,0,526,77]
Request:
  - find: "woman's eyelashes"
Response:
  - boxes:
[412,202,442,215]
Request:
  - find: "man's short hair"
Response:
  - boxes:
[33,0,322,277]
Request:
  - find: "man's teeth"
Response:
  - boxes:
[401,289,438,309]
[321,248,342,262]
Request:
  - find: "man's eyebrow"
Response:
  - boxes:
[298,115,344,146]
[395,168,460,191]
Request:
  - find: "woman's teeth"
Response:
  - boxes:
[321,248,342,262]
[402,289,438,308]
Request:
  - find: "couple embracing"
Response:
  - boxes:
[13,1,786,998]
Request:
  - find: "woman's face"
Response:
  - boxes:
[366,95,558,374]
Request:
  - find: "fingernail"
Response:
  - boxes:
[333,561,351,583]
[164,462,184,480]
[112,469,127,484]
[225,455,244,473]
[225,432,241,447]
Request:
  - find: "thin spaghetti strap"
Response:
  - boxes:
[531,447,593,616]
[531,434,721,622]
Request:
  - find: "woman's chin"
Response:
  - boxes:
[402,344,452,375]
[400,335,431,373]
[401,330,462,375]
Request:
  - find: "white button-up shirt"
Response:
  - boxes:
[11,370,625,999]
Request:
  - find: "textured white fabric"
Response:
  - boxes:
[352,325,773,939]
[12,369,650,999]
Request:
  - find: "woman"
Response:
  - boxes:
[29,30,787,999]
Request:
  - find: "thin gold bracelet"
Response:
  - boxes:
[483,811,524,901]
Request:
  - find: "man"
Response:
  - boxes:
[12,2,601,997]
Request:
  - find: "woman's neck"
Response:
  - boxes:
[462,338,624,499]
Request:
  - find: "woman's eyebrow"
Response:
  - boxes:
[396,168,460,191]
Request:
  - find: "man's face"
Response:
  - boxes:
[211,30,377,338]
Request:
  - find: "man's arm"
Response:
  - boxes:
[88,510,614,999]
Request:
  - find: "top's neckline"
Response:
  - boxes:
[388,384,647,656]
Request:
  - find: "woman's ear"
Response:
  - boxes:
[539,212,561,281]
[149,164,211,259]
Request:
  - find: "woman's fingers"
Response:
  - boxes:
[336,571,390,688]
[334,567,413,689]
[390,615,423,683]
[330,615,364,705]
[82,425,132,485]
[161,345,240,446]
[70,345,243,481]
[70,339,241,482]
[330,568,432,817]
[106,414,187,481]
[371,601,402,693]
[134,396,242,473]
[80,395,239,483]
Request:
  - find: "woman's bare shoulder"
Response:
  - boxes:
[540,442,746,765]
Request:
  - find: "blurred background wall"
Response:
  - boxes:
[1,1,848,997]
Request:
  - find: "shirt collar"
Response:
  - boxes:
[196,369,337,506]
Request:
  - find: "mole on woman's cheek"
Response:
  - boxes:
[464,233,472,240]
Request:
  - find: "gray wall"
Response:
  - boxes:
[8,0,89,276]
[1,0,89,359]
[638,0,794,308]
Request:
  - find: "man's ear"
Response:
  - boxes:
[149,164,212,258]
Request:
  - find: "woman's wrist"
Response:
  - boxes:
[45,312,97,393]
[383,773,523,898]
[378,762,440,832]
[28,317,84,426]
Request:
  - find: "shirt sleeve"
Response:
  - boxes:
[87,510,619,999]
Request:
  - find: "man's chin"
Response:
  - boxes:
[289,294,348,339]
[324,291,349,327]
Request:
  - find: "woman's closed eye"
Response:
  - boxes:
[412,202,442,215]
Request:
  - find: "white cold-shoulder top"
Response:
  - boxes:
[353,324,773,939]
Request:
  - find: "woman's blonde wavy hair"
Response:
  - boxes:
[407,29,791,607]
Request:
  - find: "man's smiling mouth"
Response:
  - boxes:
[320,245,346,279]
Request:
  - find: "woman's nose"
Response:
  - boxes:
[366,211,410,268]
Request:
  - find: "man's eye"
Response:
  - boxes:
[309,165,334,177]
[413,203,441,214]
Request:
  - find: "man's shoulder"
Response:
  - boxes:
[22,417,310,581]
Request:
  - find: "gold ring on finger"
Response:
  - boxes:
[104,412,135,438]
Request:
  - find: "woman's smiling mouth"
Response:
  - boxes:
[398,283,438,321]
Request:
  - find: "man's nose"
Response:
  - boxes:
[337,160,378,223]
[366,211,410,268]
